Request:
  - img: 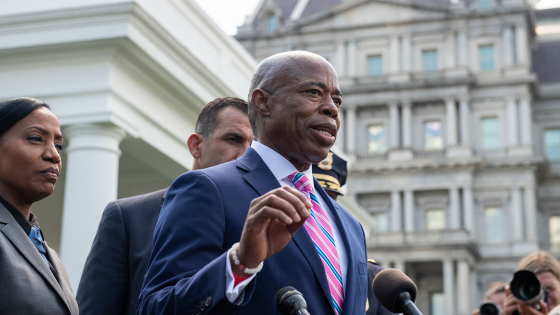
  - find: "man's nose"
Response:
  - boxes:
[321,99,339,118]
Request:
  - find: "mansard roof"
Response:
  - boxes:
[533,40,560,83]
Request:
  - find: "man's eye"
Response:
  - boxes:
[55,144,64,151]
[228,138,239,143]
[309,89,319,95]
[334,99,342,105]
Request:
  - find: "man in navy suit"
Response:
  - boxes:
[138,51,368,315]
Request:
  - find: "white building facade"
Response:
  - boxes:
[0,0,258,290]
[236,0,560,314]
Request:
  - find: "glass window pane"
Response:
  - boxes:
[368,55,383,76]
[549,216,560,245]
[426,209,445,230]
[368,125,387,153]
[424,121,443,150]
[485,207,505,243]
[374,212,389,233]
[481,117,500,150]
[431,293,445,315]
[267,15,278,31]
[545,129,560,160]
[479,45,495,71]
[478,0,494,9]
[422,50,438,72]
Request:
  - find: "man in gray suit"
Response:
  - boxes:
[76,97,253,315]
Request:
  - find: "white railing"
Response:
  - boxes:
[370,229,472,245]
[356,152,389,162]
[536,23,560,36]
[411,71,444,81]
[339,75,388,86]
[413,149,446,159]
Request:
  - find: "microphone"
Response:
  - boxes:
[372,268,423,315]
[276,286,311,315]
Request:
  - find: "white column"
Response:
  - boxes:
[515,25,527,65]
[335,41,346,77]
[337,109,345,151]
[402,35,411,72]
[446,97,457,147]
[458,31,468,67]
[390,36,400,73]
[443,259,456,315]
[449,187,460,229]
[402,101,412,148]
[60,124,126,290]
[345,107,356,153]
[457,260,471,315]
[459,97,470,146]
[446,32,456,69]
[506,97,519,147]
[404,189,414,232]
[511,186,523,241]
[391,190,402,232]
[462,187,474,234]
[503,26,514,67]
[389,102,400,149]
[394,260,405,273]
[347,40,357,76]
[519,96,533,147]
[524,186,538,241]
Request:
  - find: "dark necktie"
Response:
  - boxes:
[29,225,49,266]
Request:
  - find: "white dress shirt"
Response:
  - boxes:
[225,141,348,304]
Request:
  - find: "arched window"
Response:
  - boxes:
[267,15,279,31]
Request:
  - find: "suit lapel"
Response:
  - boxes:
[0,205,70,311]
[314,179,360,315]
[237,148,335,311]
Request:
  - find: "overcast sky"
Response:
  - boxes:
[193,0,560,36]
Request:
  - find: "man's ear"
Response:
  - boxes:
[251,88,271,118]
[187,133,203,159]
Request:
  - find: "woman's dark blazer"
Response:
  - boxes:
[0,203,79,315]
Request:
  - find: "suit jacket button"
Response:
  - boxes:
[205,296,212,306]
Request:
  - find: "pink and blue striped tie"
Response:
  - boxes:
[289,172,344,314]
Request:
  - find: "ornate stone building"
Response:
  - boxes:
[236,0,560,314]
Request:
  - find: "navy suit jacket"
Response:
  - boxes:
[138,147,368,315]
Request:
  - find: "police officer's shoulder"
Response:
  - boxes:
[367,259,379,265]
[367,259,385,275]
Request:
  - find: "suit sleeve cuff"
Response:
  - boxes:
[225,249,256,305]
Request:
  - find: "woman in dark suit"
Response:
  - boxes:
[0,97,79,315]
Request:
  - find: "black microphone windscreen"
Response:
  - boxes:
[372,268,418,314]
[276,286,296,307]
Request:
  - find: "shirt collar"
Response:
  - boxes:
[251,141,314,183]
[0,194,37,235]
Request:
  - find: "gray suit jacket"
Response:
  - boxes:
[0,203,79,315]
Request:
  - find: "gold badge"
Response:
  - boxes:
[366,298,369,311]
[318,152,333,170]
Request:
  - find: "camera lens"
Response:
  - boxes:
[480,302,502,315]
[519,283,540,300]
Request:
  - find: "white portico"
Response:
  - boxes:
[0,0,257,290]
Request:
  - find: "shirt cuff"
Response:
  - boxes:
[225,248,256,305]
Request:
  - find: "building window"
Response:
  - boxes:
[479,45,495,71]
[422,50,438,72]
[478,0,494,10]
[424,120,443,150]
[368,124,387,153]
[430,292,445,315]
[545,129,560,160]
[373,212,389,233]
[549,216,560,251]
[426,209,445,230]
[368,55,383,76]
[267,15,279,31]
[481,117,500,150]
[485,207,505,243]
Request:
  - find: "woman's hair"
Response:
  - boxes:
[517,251,560,281]
[0,97,51,138]
[484,281,507,300]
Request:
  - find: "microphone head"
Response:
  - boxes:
[276,286,308,315]
[372,268,418,314]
